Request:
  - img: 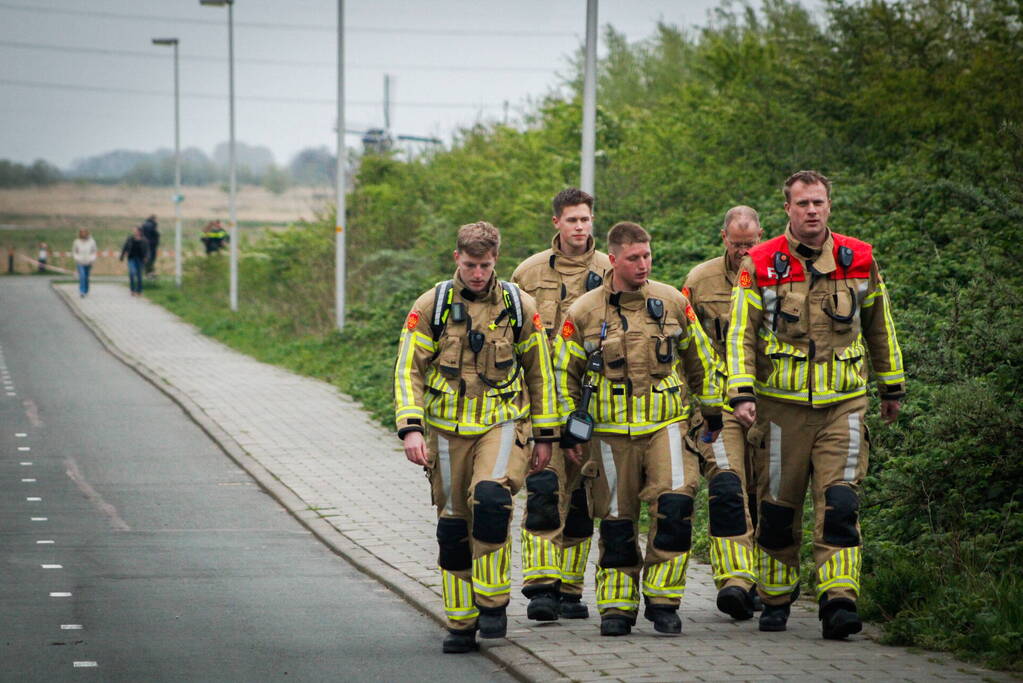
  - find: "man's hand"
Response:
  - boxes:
[563,444,583,465]
[733,401,757,427]
[880,399,901,424]
[402,431,429,466]
[530,441,552,474]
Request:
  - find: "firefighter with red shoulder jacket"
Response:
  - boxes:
[553,221,724,637]
[726,171,905,639]
[510,188,611,621]
[394,222,560,654]
[682,205,764,621]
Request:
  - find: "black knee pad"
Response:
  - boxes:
[757,501,796,550]
[436,517,471,571]
[472,481,512,544]
[598,519,639,568]
[708,472,748,538]
[823,485,860,547]
[652,493,694,552]
[524,470,560,532]
[563,485,594,539]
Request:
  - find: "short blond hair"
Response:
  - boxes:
[607,221,650,254]
[456,221,501,257]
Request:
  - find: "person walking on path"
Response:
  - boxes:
[554,221,725,637]
[72,228,98,298]
[37,242,48,272]
[510,187,611,622]
[200,220,228,254]
[140,215,160,276]
[394,221,560,654]
[682,205,764,621]
[119,227,150,297]
[727,170,906,639]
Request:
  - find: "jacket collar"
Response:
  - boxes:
[550,234,596,272]
[785,225,836,275]
[454,272,500,303]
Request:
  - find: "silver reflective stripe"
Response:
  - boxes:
[762,288,778,329]
[711,437,730,470]
[844,412,861,482]
[769,422,782,500]
[667,423,685,490]
[438,434,454,514]
[490,421,515,480]
[599,440,619,517]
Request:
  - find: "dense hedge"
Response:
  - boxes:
[153,0,1022,670]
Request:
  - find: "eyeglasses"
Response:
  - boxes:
[725,239,758,250]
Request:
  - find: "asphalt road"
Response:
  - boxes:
[0,277,512,682]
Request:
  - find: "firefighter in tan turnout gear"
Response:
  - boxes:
[394,222,560,654]
[511,188,611,621]
[727,171,905,639]
[683,206,765,621]
[554,222,724,637]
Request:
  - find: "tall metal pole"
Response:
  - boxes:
[227,0,238,311]
[173,40,182,288]
[580,0,598,195]
[335,0,346,331]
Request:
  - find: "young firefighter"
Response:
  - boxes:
[727,171,905,638]
[682,206,764,620]
[511,188,611,621]
[394,221,560,653]
[554,221,724,636]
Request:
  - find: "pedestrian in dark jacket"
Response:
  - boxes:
[120,227,150,296]
[140,215,160,276]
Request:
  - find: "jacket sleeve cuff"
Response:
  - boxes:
[728,394,757,409]
[397,420,424,440]
[532,426,559,443]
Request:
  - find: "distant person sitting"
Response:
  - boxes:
[72,229,98,298]
[200,221,228,254]
[140,215,160,276]
[119,227,150,297]
[37,242,48,272]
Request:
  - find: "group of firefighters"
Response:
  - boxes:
[393,170,905,653]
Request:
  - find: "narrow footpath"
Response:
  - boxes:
[56,282,1011,683]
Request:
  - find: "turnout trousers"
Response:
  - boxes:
[750,396,869,606]
[520,443,595,598]
[696,410,757,591]
[588,421,700,619]
[428,420,529,631]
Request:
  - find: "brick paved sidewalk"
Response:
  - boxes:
[57,283,1011,682]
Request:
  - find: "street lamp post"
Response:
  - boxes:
[335,0,346,332]
[580,0,598,195]
[152,37,183,288]
[200,0,238,312]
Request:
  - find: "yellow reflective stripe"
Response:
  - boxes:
[520,529,561,580]
[879,284,904,375]
[396,406,424,420]
[394,328,420,415]
[687,317,724,404]
[756,551,799,596]
[526,330,559,426]
[596,567,639,611]
[877,369,905,383]
[560,538,591,583]
[815,547,862,599]
[442,569,479,620]
[641,553,689,598]
[710,537,756,587]
[472,546,511,595]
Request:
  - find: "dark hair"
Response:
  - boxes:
[552,188,594,218]
[456,221,500,257]
[607,221,650,254]
[783,170,831,202]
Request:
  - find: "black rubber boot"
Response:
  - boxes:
[759,602,791,632]
[600,614,632,636]
[750,585,764,612]
[526,588,560,622]
[716,585,755,621]
[442,628,478,653]
[820,597,862,640]
[558,593,590,619]
[643,603,682,635]
[477,605,507,639]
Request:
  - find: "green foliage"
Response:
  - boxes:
[0,158,62,187]
[149,0,1022,670]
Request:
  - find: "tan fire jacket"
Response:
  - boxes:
[394,273,560,441]
[511,235,611,342]
[682,252,735,359]
[552,278,723,437]
[726,227,906,408]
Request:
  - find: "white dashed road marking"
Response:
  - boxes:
[22,478,36,482]
[73,662,97,668]
[49,592,71,598]
[37,540,54,544]
[30,517,47,521]
[61,625,83,630]
[41,564,63,569]
[27,497,41,501]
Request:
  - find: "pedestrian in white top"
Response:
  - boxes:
[72,229,98,297]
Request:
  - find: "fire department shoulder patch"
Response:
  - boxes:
[681,286,691,300]
[739,270,752,288]
[560,319,576,340]
[532,313,543,331]
[405,310,420,330]
[685,304,697,323]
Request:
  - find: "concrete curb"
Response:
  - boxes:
[53,283,564,683]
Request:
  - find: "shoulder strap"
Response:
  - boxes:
[430,280,455,341]
[499,280,524,339]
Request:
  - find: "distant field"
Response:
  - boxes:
[0,182,334,274]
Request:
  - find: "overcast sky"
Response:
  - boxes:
[1,0,822,170]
